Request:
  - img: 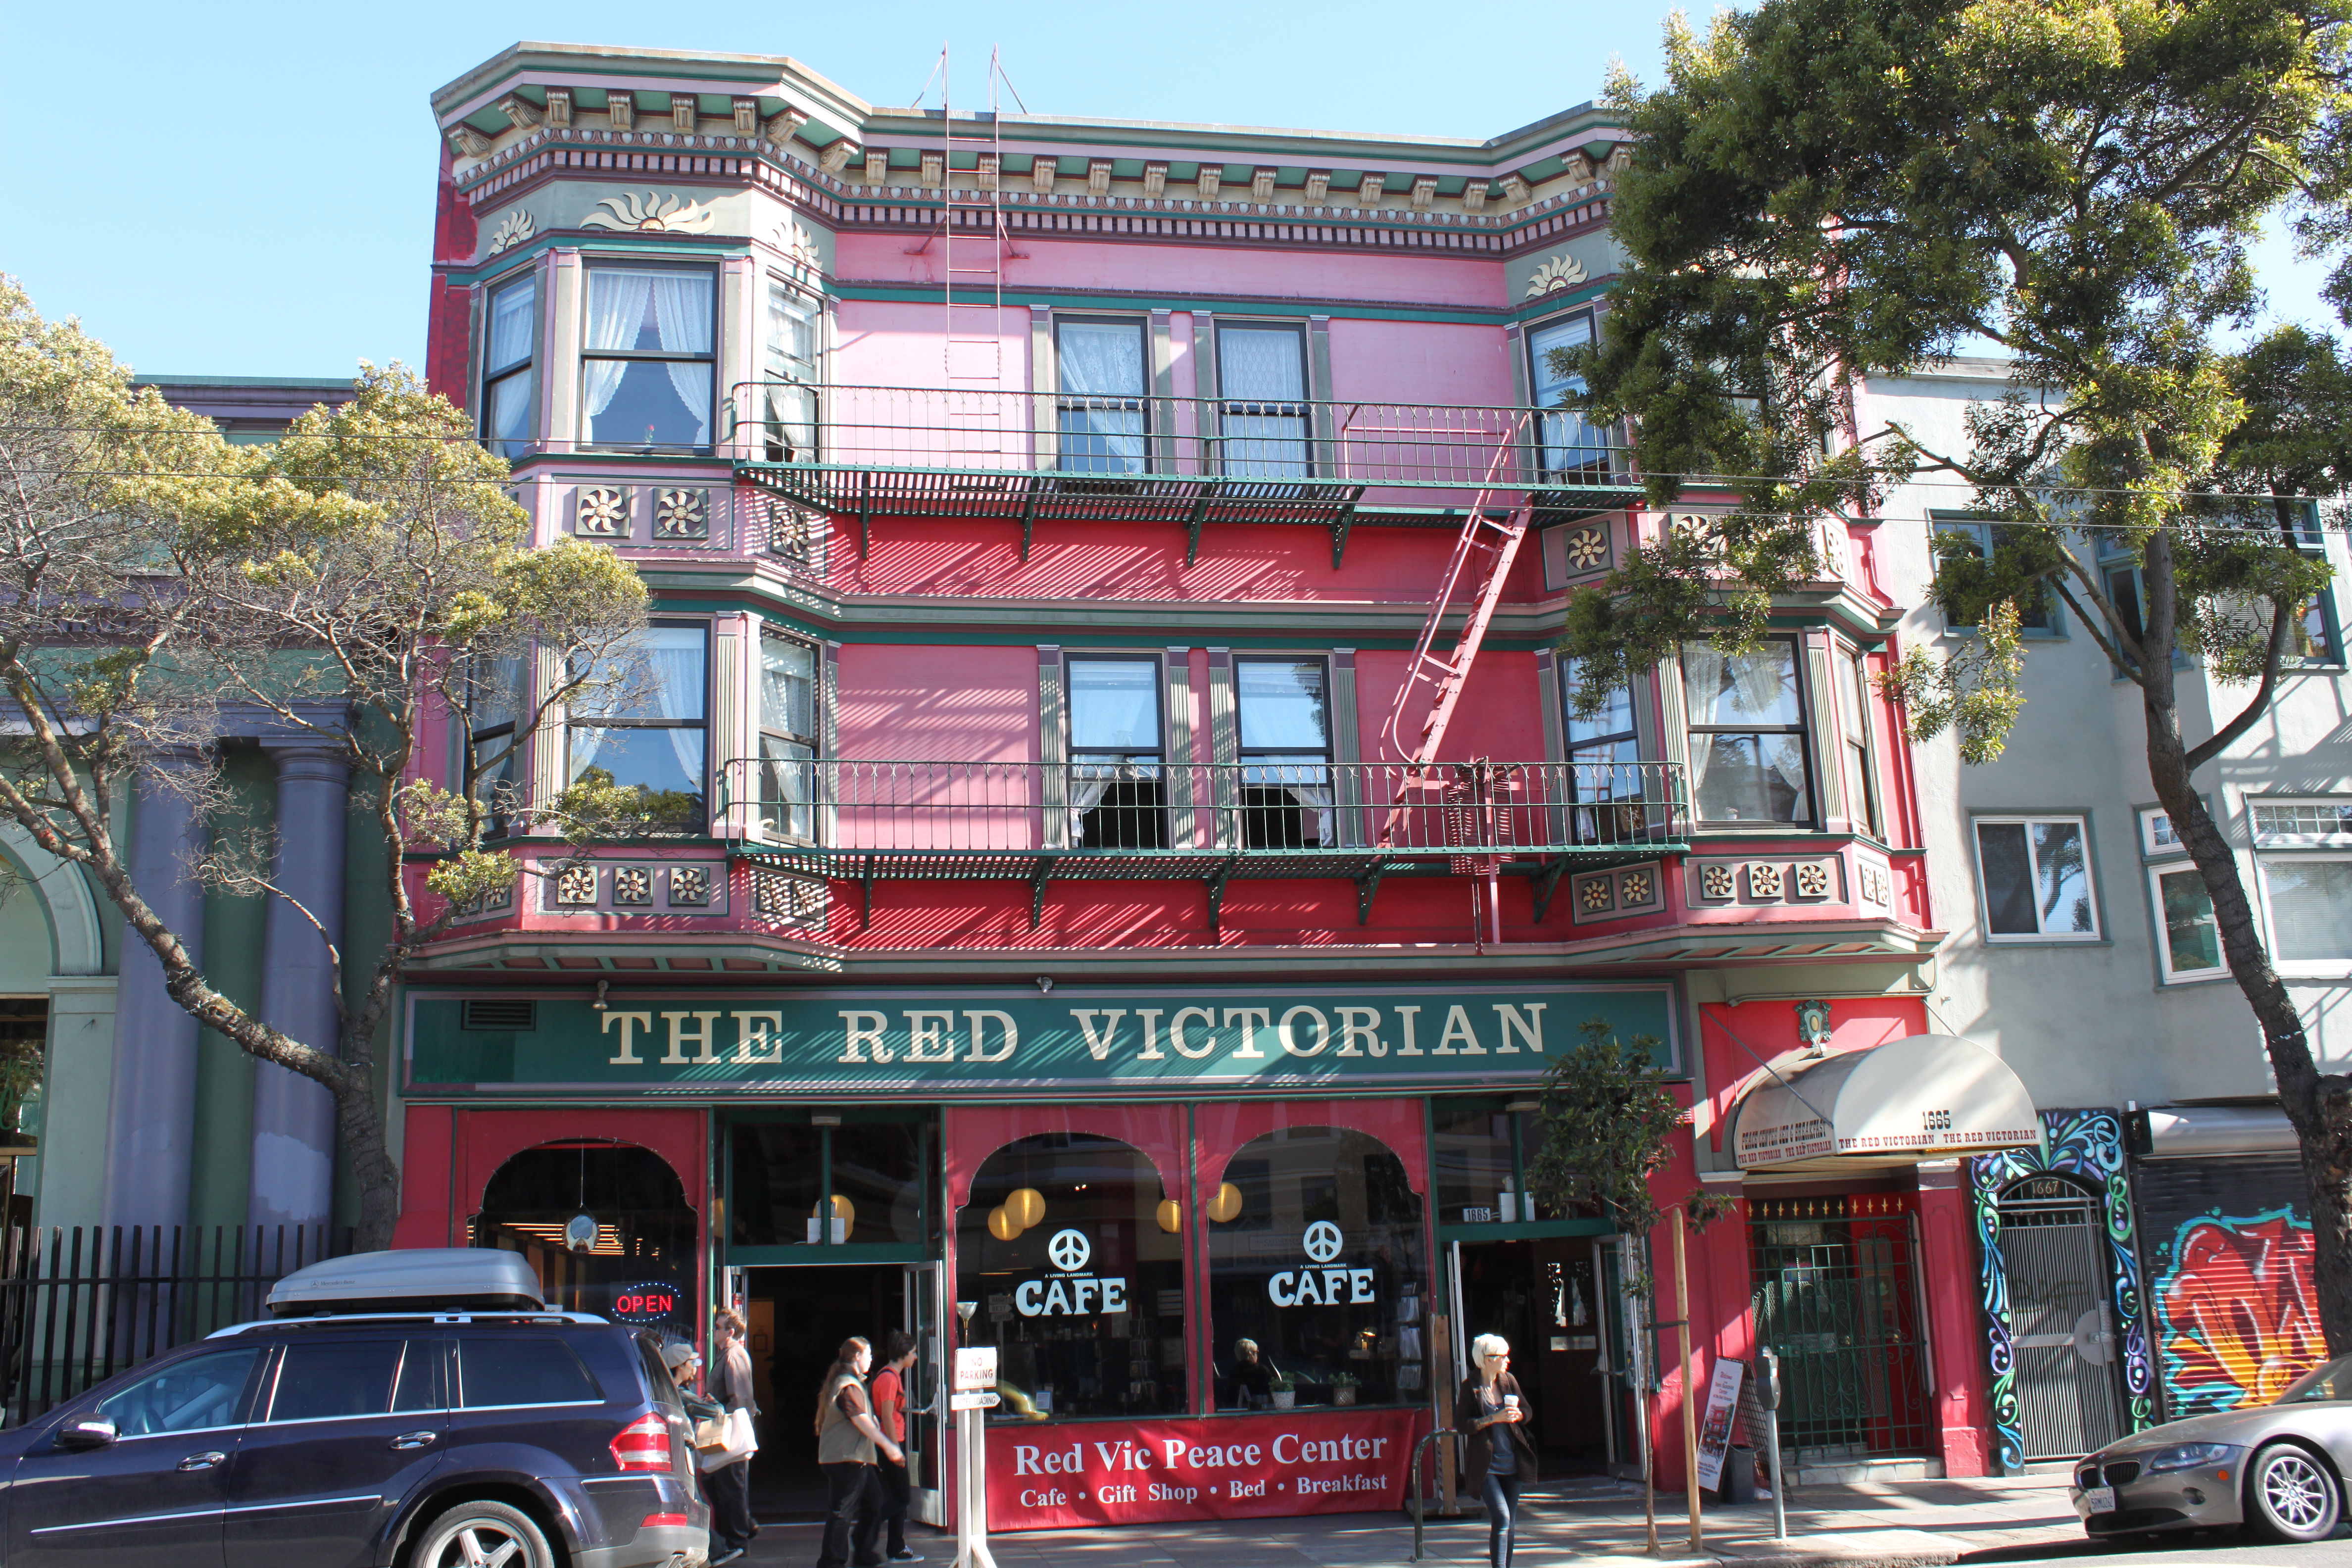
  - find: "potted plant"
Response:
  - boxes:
[1328,1372,1359,1407]
[1269,1372,1295,1410]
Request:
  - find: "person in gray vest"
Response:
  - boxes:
[816,1334,902,1568]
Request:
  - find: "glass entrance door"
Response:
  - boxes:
[903,1262,945,1525]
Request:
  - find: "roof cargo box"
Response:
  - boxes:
[266,1248,546,1317]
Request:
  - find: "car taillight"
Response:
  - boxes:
[643,1513,689,1528]
[611,1412,673,1472]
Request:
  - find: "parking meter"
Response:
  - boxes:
[1753,1349,1786,1539]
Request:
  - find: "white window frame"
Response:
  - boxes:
[480,269,538,459]
[2249,797,2352,848]
[2254,850,2352,976]
[1971,813,2103,942]
[2145,862,2228,983]
[2138,805,2181,857]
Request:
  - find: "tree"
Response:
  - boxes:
[0,280,651,1248]
[1525,1019,1729,1540]
[1558,0,2352,1342]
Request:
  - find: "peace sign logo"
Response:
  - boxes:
[1047,1228,1092,1273]
[1303,1221,1344,1264]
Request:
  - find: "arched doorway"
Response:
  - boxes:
[471,1139,697,1337]
[1996,1172,2127,1459]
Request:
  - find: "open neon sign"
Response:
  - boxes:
[610,1282,681,1323]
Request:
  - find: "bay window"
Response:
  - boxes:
[582,265,715,451]
[1236,658,1332,848]
[1217,323,1310,477]
[1681,640,1812,824]
[568,623,708,832]
[1560,657,1644,843]
[481,274,537,458]
[1834,649,1882,836]
[1068,656,1165,849]
[1528,314,1610,479]
[763,282,819,463]
[464,653,524,837]
[1056,319,1148,475]
[757,632,818,842]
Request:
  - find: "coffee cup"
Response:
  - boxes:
[1503,1394,1519,1411]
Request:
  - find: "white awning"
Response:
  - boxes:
[1731,1033,2041,1172]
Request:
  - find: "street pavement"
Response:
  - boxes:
[736,1472,2352,1568]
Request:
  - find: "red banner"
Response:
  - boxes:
[985,1407,1430,1530]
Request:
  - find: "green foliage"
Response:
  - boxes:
[1563,0,2352,749]
[1877,599,2029,762]
[1525,1018,1733,1239]
[549,767,704,840]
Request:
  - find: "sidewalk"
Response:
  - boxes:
[736,1473,2090,1568]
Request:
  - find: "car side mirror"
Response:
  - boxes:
[56,1418,116,1451]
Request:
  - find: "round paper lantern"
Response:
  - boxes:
[1156,1198,1183,1234]
[809,1193,856,1240]
[987,1205,1021,1242]
[1008,1187,1046,1229]
[1207,1182,1243,1224]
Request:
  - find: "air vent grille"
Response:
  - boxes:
[460,999,538,1032]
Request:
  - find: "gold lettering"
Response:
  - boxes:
[837,1011,888,1064]
[1493,1002,1547,1054]
[1223,1007,1271,1059]
[964,1010,1018,1062]
[661,1010,723,1065]
[1393,1004,1423,1056]
[904,1010,957,1062]
[732,1010,784,1064]
[601,1010,653,1065]
[1335,1006,1383,1057]
[1071,1009,1127,1061]
[1170,1006,1217,1060]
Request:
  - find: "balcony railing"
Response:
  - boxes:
[726,385,1641,551]
[720,758,1682,860]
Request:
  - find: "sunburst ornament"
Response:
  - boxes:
[1523,252,1590,297]
[1563,525,1607,572]
[485,208,538,254]
[580,191,718,233]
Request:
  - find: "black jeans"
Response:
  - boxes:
[818,1462,884,1568]
[705,1458,755,1552]
[876,1455,912,1555]
[1481,1470,1521,1568]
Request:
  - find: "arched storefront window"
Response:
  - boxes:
[473,1140,697,1336]
[955,1133,1185,1420]
[1209,1127,1426,1410]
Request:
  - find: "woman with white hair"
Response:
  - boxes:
[1456,1333,1536,1568]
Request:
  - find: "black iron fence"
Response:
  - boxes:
[0,1224,351,1425]
[1747,1196,1935,1465]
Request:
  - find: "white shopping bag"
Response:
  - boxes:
[698,1408,758,1471]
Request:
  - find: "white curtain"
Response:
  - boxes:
[650,274,713,445]
[488,278,536,373]
[649,632,706,785]
[583,271,654,420]
[1059,323,1144,395]
[1221,329,1304,399]
[1683,643,1798,725]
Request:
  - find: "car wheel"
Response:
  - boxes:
[411,1499,556,1568]
[2248,1442,2342,1543]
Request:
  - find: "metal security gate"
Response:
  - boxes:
[1999,1179,2125,1460]
[1749,1196,1934,1463]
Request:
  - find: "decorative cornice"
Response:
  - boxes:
[452,127,1622,261]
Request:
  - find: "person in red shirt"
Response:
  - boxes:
[869,1330,921,1562]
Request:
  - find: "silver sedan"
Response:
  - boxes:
[2072,1356,2352,1542]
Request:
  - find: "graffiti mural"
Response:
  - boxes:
[2153,1209,2321,1416]
[1969,1109,2156,1472]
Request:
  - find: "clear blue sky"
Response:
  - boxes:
[4,0,2335,379]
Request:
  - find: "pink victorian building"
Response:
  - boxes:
[392,42,1999,1517]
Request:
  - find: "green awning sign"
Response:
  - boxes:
[406,983,1677,1095]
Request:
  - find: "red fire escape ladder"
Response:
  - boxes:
[1380,413,1536,774]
